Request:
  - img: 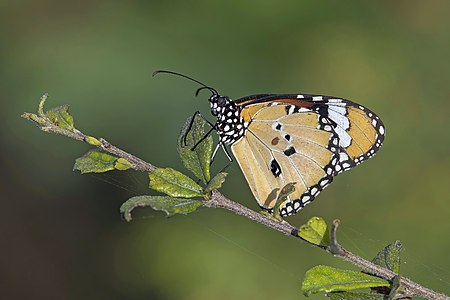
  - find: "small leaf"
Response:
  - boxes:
[120,195,203,221]
[371,240,403,274]
[301,265,390,296]
[204,172,227,193]
[149,168,204,198]
[85,136,102,146]
[273,182,296,219]
[177,115,213,184]
[298,216,330,246]
[74,150,118,173]
[115,158,133,170]
[45,104,75,131]
[327,291,385,300]
[38,93,48,117]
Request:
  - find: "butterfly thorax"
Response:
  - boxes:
[209,95,249,145]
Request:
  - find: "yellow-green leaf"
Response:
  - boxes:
[204,172,227,193]
[371,240,403,274]
[115,158,133,170]
[74,150,118,173]
[298,216,330,246]
[177,115,213,184]
[45,104,75,131]
[149,168,203,198]
[85,136,102,146]
[301,265,390,296]
[120,195,203,221]
[38,93,48,117]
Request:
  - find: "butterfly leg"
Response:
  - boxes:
[219,144,233,173]
[191,126,215,151]
[209,142,233,172]
[210,143,221,165]
[185,110,216,147]
[221,143,233,163]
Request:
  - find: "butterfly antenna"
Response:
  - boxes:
[152,70,219,96]
[195,86,216,97]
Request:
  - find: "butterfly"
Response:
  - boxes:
[153,71,385,217]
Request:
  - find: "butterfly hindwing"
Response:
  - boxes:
[232,94,385,216]
[231,101,340,216]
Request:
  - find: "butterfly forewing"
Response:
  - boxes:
[318,97,385,172]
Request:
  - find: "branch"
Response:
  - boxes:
[22,99,156,173]
[22,104,449,300]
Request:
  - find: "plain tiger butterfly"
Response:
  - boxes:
[153,70,385,217]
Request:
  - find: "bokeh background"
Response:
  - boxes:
[2,1,450,299]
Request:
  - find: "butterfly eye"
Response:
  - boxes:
[217,96,227,106]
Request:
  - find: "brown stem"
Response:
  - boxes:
[206,192,449,300]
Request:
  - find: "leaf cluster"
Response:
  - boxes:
[298,217,404,299]
[74,114,226,221]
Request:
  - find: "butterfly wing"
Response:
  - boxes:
[232,94,385,216]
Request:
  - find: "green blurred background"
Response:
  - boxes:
[2,1,450,299]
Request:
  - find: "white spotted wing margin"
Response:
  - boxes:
[309,96,386,173]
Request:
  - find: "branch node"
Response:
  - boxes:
[99,138,111,148]
[329,219,344,255]
[388,275,402,300]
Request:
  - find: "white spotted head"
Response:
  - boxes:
[209,94,232,117]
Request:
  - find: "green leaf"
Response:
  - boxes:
[74,150,118,173]
[115,158,132,170]
[327,291,385,300]
[177,115,213,184]
[371,240,403,274]
[273,182,296,220]
[298,216,330,246]
[149,168,204,198]
[120,195,203,221]
[204,172,227,193]
[301,265,390,296]
[38,93,48,117]
[45,104,75,131]
[85,136,102,146]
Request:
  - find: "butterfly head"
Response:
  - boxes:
[209,94,248,145]
[209,94,232,117]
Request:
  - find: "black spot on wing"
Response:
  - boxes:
[270,159,282,177]
[283,146,296,156]
[285,105,292,114]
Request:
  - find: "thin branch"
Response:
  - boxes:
[206,192,449,299]
[22,110,156,173]
[22,109,449,300]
